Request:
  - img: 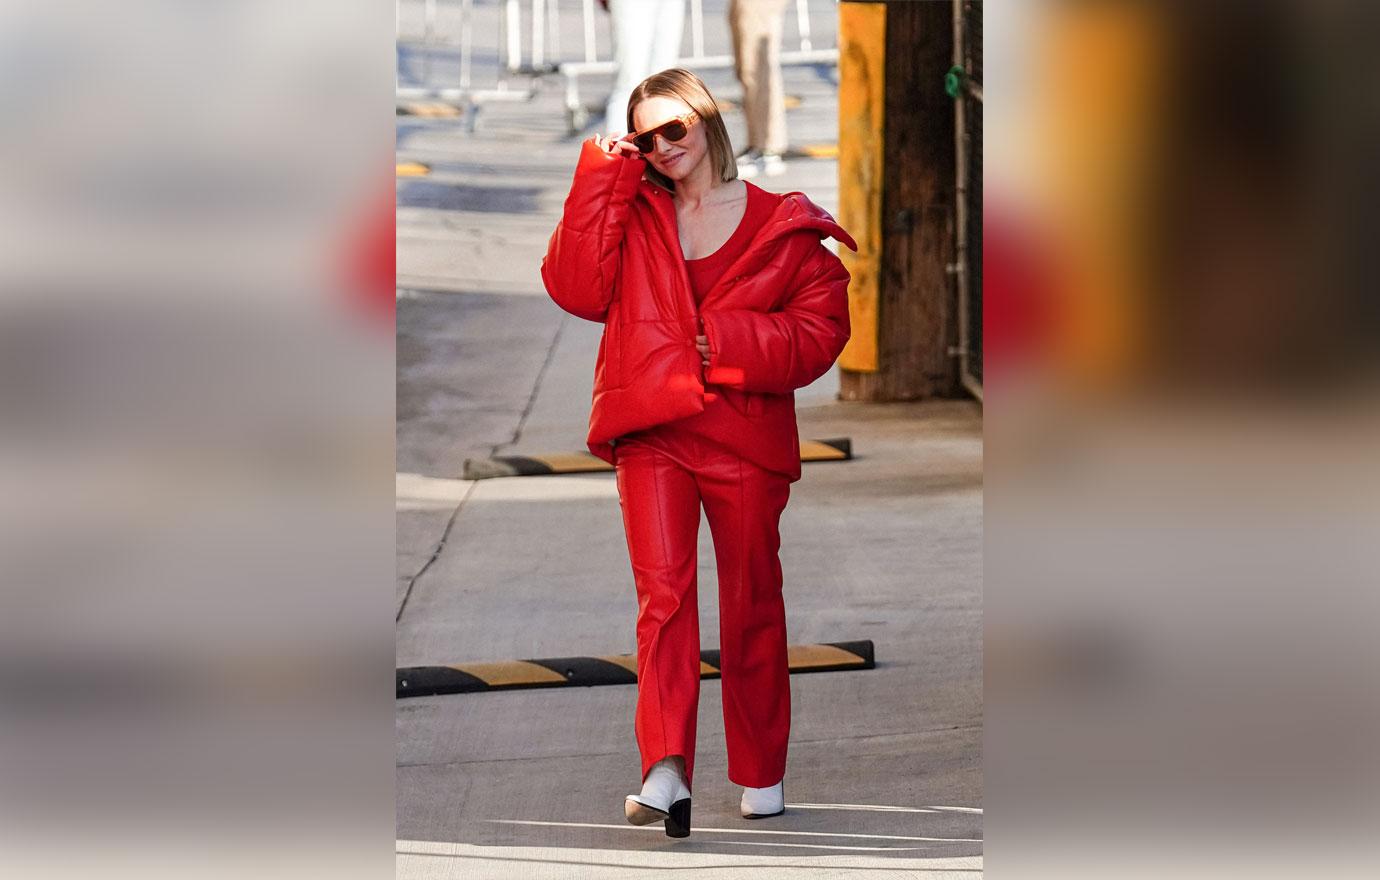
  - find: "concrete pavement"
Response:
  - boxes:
[396,2,982,874]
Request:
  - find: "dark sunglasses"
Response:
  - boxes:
[626,111,700,154]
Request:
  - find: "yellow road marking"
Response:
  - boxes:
[402,102,462,118]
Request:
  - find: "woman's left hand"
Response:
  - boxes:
[695,334,710,368]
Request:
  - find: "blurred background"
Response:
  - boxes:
[0,1,396,879]
[983,1,1380,878]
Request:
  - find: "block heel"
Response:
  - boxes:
[664,797,692,838]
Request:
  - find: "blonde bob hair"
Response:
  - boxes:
[626,68,739,193]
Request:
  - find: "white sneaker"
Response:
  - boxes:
[740,779,785,818]
[737,151,787,180]
[736,148,764,180]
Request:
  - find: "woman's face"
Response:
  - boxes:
[631,95,708,184]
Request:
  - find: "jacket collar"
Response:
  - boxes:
[636,179,857,316]
[757,189,860,253]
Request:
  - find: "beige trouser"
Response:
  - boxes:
[729,0,790,156]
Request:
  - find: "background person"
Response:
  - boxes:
[729,0,791,177]
[601,0,687,136]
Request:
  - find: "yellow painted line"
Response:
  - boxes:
[799,440,849,460]
[402,102,462,118]
[801,143,839,158]
[788,643,867,669]
[453,660,567,687]
[719,94,801,112]
[396,162,431,177]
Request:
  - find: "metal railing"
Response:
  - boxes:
[557,0,839,133]
[396,0,543,129]
[395,1,840,134]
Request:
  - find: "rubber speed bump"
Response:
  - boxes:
[799,437,851,461]
[462,438,852,479]
[397,640,875,698]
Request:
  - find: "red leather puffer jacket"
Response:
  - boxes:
[541,137,857,481]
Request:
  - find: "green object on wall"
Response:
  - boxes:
[945,64,966,99]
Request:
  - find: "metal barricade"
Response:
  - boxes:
[556,0,840,134]
[396,0,546,129]
[395,0,841,134]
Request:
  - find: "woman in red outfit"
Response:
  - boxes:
[540,68,855,839]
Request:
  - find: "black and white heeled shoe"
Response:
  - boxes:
[625,758,692,838]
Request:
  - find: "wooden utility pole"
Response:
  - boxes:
[837,0,960,400]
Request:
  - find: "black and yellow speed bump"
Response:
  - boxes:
[462,437,852,480]
[397,639,875,698]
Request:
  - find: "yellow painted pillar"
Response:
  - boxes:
[836,1,886,374]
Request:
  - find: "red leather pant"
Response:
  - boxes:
[612,423,792,792]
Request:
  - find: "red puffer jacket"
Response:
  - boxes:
[541,137,857,481]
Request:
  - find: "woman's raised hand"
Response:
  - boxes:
[594,132,643,158]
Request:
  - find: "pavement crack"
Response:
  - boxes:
[397,313,565,623]
[396,478,479,623]
[497,311,566,453]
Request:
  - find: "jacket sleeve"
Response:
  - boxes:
[700,238,852,394]
[540,137,647,322]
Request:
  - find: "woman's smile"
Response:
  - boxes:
[659,152,685,168]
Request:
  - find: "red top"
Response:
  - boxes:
[649,181,795,477]
[685,181,777,304]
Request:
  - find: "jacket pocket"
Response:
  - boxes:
[747,392,764,418]
[721,387,763,419]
